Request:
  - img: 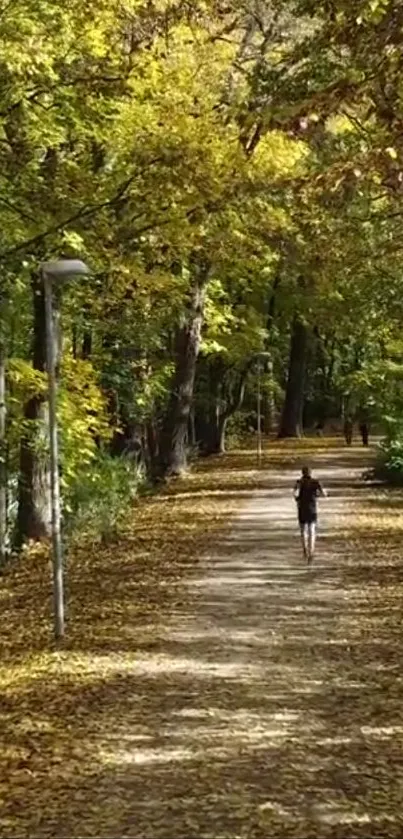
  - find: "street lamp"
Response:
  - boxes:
[254,351,271,468]
[41,259,89,640]
[257,360,262,465]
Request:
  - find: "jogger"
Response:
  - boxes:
[293,466,326,564]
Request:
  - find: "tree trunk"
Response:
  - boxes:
[198,362,250,456]
[200,412,228,456]
[215,414,228,454]
[158,261,210,476]
[82,329,92,359]
[278,316,308,438]
[15,275,51,545]
[188,407,196,448]
[72,324,78,359]
[146,417,159,466]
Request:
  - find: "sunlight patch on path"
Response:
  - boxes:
[5,445,403,839]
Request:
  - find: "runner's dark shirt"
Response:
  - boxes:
[297,478,322,519]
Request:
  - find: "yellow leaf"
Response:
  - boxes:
[386,147,398,159]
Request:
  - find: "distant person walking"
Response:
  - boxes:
[359,421,369,446]
[293,466,327,564]
[315,419,324,436]
[343,417,353,446]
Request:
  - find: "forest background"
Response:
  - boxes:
[1,0,403,558]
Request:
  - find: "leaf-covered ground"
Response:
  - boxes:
[2,439,403,838]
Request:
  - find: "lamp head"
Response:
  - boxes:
[41,259,89,282]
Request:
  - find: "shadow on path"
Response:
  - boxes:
[3,445,403,838]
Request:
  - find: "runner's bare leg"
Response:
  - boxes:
[308,522,316,562]
[300,524,308,558]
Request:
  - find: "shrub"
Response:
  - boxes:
[226,413,253,449]
[63,452,145,546]
[373,418,403,485]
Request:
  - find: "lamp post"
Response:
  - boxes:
[41,259,89,640]
[254,352,270,468]
[257,360,262,466]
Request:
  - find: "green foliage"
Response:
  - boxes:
[8,359,47,399]
[64,452,144,545]
[6,359,47,475]
[375,419,403,485]
[226,413,253,449]
[59,356,111,486]
[4,0,403,541]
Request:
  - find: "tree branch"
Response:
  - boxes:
[0,161,164,263]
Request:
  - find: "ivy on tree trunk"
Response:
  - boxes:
[15,275,51,546]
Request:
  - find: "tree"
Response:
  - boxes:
[3,0,403,550]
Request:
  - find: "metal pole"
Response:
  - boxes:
[257,362,262,465]
[43,271,64,640]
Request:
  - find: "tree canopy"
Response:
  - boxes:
[1,0,403,555]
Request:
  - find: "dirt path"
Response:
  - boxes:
[140,447,403,839]
[3,444,403,838]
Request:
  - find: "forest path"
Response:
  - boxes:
[3,442,403,838]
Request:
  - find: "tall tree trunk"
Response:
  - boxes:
[215,414,228,454]
[188,407,196,448]
[194,356,223,455]
[278,316,308,438]
[146,417,159,465]
[198,362,250,456]
[82,329,92,359]
[15,275,51,545]
[72,324,78,359]
[199,410,228,456]
[158,261,210,476]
